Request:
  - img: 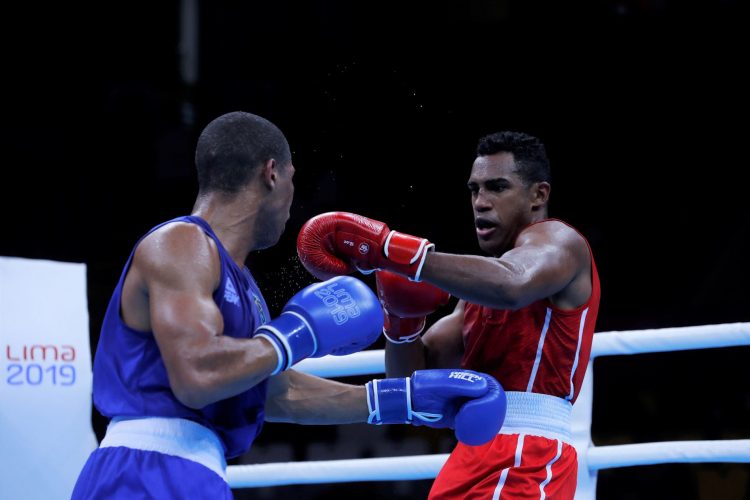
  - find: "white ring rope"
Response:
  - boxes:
[587,440,750,470]
[591,322,750,358]
[296,349,385,377]
[228,439,750,487]
[228,454,450,487]
[295,323,750,377]
[230,322,750,489]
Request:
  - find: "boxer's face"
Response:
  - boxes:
[258,161,295,249]
[276,162,295,224]
[468,152,538,257]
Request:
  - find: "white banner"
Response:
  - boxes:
[0,256,97,500]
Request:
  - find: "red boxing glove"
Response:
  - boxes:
[296,212,434,281]
[376,270,450,343]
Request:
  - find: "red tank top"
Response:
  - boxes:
[460,221,600,404]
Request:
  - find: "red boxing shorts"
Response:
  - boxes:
[429,391,578,499]
[430,433,577,499]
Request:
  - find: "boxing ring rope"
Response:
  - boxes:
[228,322,750,498]
[228,454,450,487]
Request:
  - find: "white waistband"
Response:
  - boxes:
[499,392,572,443]
[100,417,227,481]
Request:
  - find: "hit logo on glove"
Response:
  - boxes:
[366,369,506,446]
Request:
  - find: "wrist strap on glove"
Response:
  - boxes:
[383,331,422,344]
[254,311,317,375]
[365,378,442,425]
[382,316,425,344]
[383,231,434,282]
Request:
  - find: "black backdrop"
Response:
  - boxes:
[2,1,749,498]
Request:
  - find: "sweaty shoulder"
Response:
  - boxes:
[132,222,222,293]
[518,219,589,258]
[121,221,221,331]
[518,219,592,309]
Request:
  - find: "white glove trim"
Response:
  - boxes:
[405,376,413,423]
[383,328,423,344]
[366,380,382,424]
[411,243,434,282]
[383,231,429,265]
[405,376,442,423]
[354,265,378,275]
[254,332,286,375]
[411,410,443,423]
[408,237,428,265]
[383,230,396,258]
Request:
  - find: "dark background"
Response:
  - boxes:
[2,1,749,498]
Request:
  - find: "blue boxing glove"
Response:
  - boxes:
[366,369,506,446]
[255,276,384,375]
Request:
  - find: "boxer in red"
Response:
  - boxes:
[297,131,600,499]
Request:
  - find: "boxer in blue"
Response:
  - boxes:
[72,111,506,499]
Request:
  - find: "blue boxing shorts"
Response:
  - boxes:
[71,417,232,499]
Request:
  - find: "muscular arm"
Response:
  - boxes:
[420,220,591,311]
[388,221,591,375]
[126,223,279,409]
[264,370,368,424]
[385,300,465,377]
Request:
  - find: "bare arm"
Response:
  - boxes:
[385,300,465,377]
[420,220,591,310]
[127,223,279,409]
[264,370,368,424]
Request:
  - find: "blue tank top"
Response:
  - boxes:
[93,215,271,458]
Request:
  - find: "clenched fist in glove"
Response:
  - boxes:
[376,270,450,343]
[366,369,506,446]
[297,211,434,282]
[254,276,383,375]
